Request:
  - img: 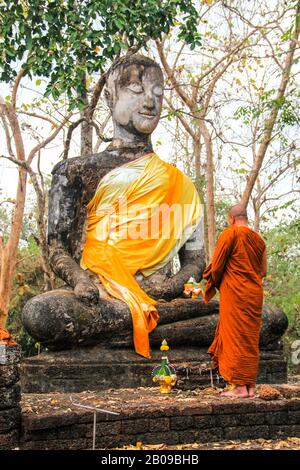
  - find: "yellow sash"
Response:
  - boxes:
[81,152,202,358]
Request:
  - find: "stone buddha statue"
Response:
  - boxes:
[22,54,287,360]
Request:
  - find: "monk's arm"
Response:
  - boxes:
[261,248,267,278]
[211,228,235,288]
[48,161,99,303]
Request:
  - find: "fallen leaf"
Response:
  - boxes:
[50,399,59,405]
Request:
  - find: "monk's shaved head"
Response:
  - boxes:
[229,204,248,221]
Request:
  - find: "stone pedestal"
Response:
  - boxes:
[20,298,288,393]
[0,344,22,449]
[21,344,287,393]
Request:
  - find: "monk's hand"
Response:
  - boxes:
[74,279,99,304]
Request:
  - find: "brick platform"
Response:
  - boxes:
[20,345,287,393]
[0,344,22,450]
[20,384,300,450]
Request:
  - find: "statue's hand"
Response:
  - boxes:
[74,279,99,304]
[139,265,203,301]
[138,273,168,299]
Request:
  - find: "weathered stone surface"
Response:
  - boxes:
[21,344,287,393]
[0,429,19,450]
[269,425,300,439]
[223,425,270,440]
[121,419,149,435]
[0,384,21,411]
[148,417,170,432]
[0,407,21,432]
[170,415,194,431]
[0,364,20,388]
[22,295,217,350]
[0,344,22,365]
[272,384,300,398]
[20,298,288,394]
[20,346,207,393]
[22,292,287,351]
[176,350,287,391]
[0,346,22,450]
[150,304,288,348]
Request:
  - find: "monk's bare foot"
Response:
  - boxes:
[220,385,249,398]
[247,385,255,398]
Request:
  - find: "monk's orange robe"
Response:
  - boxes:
[203,225,266,387]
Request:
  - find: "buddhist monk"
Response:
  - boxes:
[203,204,267,398]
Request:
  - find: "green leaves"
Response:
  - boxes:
[263,217,300,371]
[0,0,202,110]
[234,88,299,131]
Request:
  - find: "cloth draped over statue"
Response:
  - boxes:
[81,152,203,358]
[0,328,16,345]
[203,225,266,386]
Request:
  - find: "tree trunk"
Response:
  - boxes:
[193,132,201,178]
[199,119,216,261]
[253,202,261,233]
[28,169,56,291]
[81,112,93,156]
[80,74,93,156]
[0,107,27,327]
[253,177,262,232]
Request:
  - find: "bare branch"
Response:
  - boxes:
[156,39,194,109]
[88,73,107,119]
[63,117,85,160]
[163,96,196,140]
[18,110,58,127]
[0,111,15,158]
[90,120,112,143]
[27,112,73,165]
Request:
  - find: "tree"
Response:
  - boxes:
[226,0,300,208]
[0,0,202,154]
[214,0,300,229]
[0,71,72,328]
[263,216,300,370]
[155,1,272,259]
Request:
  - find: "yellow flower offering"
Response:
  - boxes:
[183,277,203,298]
[152,340,177,393]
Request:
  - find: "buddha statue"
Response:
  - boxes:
[22,54,287,359]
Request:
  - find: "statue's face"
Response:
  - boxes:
[109,64,164,135]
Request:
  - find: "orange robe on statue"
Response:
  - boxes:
[0,328,16,345]
[203,225,266,387]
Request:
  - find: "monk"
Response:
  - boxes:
[203,204,267,398]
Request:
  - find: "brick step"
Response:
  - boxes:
[20,384,300,450]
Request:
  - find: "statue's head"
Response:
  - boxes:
[104,54,164,136]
